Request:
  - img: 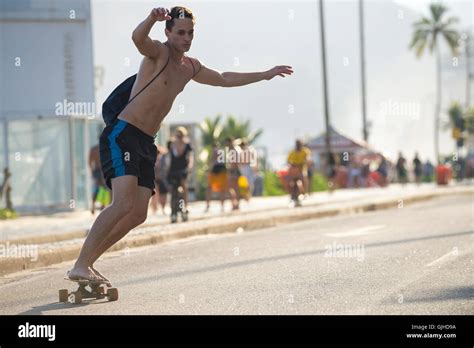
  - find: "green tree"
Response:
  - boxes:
[410,2,460,162]
[200,115,223,148]
[219,115,263,145]
[464,107,474,134]
[447,101,464,148]
[199,114,263,146]
[448,101,463,124]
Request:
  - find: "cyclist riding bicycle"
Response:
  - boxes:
[287,139,310,206]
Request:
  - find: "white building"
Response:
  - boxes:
[0,0,102,213]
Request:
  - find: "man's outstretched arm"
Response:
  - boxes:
[132,7,171,59]
[193,64,294,87]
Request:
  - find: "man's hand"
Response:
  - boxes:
[133,8,170,58]
[149,7,172,22]
[265,65,294,80]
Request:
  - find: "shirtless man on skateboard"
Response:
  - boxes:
[67,6,293,283]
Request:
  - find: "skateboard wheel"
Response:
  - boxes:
[59,289,68,302]
[68,292,82,304]
[107,288,118,301]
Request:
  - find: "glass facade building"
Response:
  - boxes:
[1,117,104,213]
[0,0,98,213]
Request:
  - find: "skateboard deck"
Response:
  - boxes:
[59,278,118,304]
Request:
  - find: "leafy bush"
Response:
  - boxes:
[311,172,329,192]
[263,171,287,196]
[195,157,208,201]
[0,208,18,220]
[263,170,329,196]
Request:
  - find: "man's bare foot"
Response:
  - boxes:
[91,266,112,287]
[66,266,104,283]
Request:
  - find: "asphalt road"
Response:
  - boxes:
[0,194,472,315]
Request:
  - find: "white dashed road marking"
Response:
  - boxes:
[325,225,386,238]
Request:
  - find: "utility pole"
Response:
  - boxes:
[359,0,368,142]
[319,0,332,165]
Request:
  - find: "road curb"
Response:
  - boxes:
[0,187,472,277]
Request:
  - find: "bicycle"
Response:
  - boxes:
[287,165,304,207]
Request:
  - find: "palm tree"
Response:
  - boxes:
[199,115,223,148]
[219,115,263,145]
[198,115,224,166]
[198,114,263,162]
[409,2,460,163]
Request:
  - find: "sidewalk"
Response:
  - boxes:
[0,183,472,244]
[0,182,472,276]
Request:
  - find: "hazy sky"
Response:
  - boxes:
[91,0,473,168]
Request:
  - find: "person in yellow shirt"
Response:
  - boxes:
[287,139,310,204]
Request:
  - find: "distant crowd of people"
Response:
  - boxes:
[89,126,264,216]
[323,151,436,188]
[318,150,471,189]
[394,152,435,184]
[89,131,474,215]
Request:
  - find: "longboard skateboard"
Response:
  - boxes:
[59,279,118,304]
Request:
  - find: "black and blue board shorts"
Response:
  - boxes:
[99,119,157,195]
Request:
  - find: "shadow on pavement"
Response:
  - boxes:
[403,286,474,303]
[17,302,88,315]
[17,298,113,315]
